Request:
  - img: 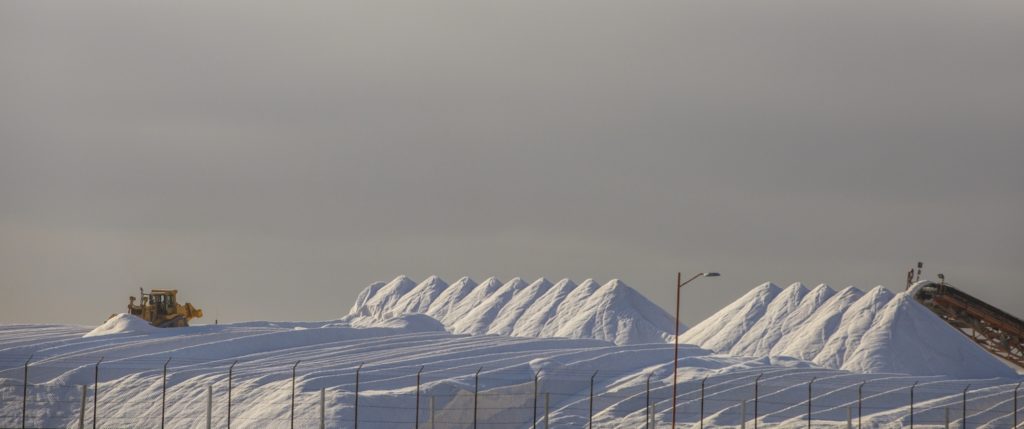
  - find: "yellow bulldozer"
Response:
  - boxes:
[116,288,204,327]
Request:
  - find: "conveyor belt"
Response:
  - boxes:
[913,281,1024,369]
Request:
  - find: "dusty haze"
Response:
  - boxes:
[1,1,1022,326]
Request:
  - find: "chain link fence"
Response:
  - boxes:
[1,359,1022,428]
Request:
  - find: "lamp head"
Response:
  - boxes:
[702,272,721,277]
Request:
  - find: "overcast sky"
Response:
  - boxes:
[2,0,1022,326]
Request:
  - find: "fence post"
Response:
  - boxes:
[80,385,87,429]
[910,381,918,428]
[589,370,598,429]
[651,400,656,428]
[207,385,213,429]
[754,373,763,429]
[645,373,653,429]
[291,360,301,429]
[857,381,865,429]
[429,395,435,429]
[93,357,102,429]
[807,377,816,429]
[536,368,544,429]
[740,400,746,429]
[320,387,325,429]
[700,376,709,429]
[162,357,171,429]
[416,366,424,429]
[544,392,550,429]
[945,407,949,429]
[355,362,363,429]
[962,385,970,429]
[1014,382,1021,429]
[22,354,31,429]
[473,367,482,429]
[847,405,852,429]
[228,360,237,429]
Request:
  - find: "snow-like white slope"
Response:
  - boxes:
[772,286,863,360]
[766,283,836,357]
[814,285,894,369]
[552,279,676,345]
[391,276,449,315]
[84,313,159,337]
[358,276,417,318]
[538,278,603,338]
[730,282,807,356]
[438,277,503,326]
[680,282,780,352]
[350,276,678,346]
[487,278,552,336]
[344,313,448,332]
[347,281,385,315]
[453,278,529,335]
[843,292,1017,377]
[2,321,1021,429]
[425,276,477,320]
[683,281,1016,378]
[509,279,577,338]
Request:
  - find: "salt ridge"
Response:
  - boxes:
[681,280,1016,378]
[347,275,678,345]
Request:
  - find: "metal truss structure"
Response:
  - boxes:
[913,281,1024,369]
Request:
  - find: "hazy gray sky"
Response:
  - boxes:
[2,0,1022,326]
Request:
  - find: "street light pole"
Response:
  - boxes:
[672,271,719,429]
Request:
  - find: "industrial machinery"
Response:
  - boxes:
[913,280,1024,369]
[116,288,204,328]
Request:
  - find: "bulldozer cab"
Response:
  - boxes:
[146,290,176,312]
